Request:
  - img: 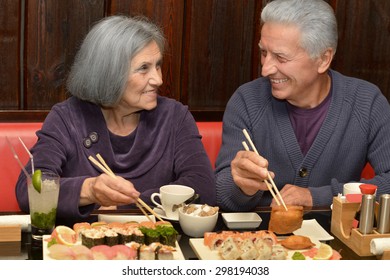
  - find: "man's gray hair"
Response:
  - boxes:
[261,0,338,59]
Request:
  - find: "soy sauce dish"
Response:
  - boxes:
[221,212,262,229]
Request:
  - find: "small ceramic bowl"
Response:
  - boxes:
[178,204,218,237]
[221,212,262,229]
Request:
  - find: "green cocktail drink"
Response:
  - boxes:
[27,172,60,240]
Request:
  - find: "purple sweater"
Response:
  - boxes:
[16,96,215,226]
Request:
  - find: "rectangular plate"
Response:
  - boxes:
[189,238,321,260]
[221,212,262,229]
[42,236,185,260]
[293,219,334,241]
[98,214,156,223]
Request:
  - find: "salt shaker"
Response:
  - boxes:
[377,194,390,234]
[359,194,375,234]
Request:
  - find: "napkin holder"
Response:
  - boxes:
[0,224,21,242]
[0,225,21,256]
[331,196,390,258]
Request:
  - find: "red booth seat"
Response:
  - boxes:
[0,121,374,212]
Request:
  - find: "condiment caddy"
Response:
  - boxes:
[331,196,390,258]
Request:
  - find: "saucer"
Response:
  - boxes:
[153,207,179,221]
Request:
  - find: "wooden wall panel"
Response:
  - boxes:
[183,0,258,111]
[24,0,105,109]
[332,0,390,97]
[0,0,389,122]
[109,0,184,102]
[0,0,21,109]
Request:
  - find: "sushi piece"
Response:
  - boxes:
[111,244,137,260]
[72,245,93,260]
[156,225,178,247]
[219,237,242,260]
[90,245,115,260]
[81,228,105,248]
[156,245,175,260]
[103,228,119,246]
[130,228,144,244]
[48,244,75,260]
[73,222,91,241]
[270,244,288,260]
[254,238,272,260]
[239,239,259,260]
[140,227,160,245]
[139,244,156,260]
[139,221,155,229]
[116,227,133,244]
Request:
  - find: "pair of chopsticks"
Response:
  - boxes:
[88,154,163,222]
[242,129,288,211]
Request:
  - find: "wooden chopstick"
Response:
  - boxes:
[242,141,280,206]
[242,129,288,211]
[88,155,163,221]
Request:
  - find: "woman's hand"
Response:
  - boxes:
[80,174,140,207]
[231,150,274,196]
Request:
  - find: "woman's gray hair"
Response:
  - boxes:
[67,15,165,106]
[261,0,338,59]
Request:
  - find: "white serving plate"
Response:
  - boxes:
[98,214,155,223]
[42,236,185,260]
[221,212,262,229]
[189,238,321,260]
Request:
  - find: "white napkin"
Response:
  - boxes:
[370,238,390,255]
[0,215,31,232]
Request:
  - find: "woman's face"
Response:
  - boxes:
[121,41,163,112]
[259,22,325,108]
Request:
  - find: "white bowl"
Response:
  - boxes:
[221,212,262,229]
[178,204,218,237]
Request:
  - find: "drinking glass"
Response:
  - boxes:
[27,172,60,240]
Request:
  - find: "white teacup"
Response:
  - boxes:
[151,185,195,219]
[343,183,363,195]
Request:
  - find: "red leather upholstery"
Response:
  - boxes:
[0,121,375,212]
[196,122,223,169]
[0,123,42,211]
[361,163,375,179]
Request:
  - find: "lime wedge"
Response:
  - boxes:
[32,169,42,193]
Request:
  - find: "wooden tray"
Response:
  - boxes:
[331,196,390,258]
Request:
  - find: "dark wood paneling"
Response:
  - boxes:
[0,0,21,109]
[332,0,390,97]
[0,0,389,122]
[110,0,184,101]
[183,0,258,111]
[24,0,105,109]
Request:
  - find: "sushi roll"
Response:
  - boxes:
[103,228,119,246]
[140,227,160,245]
[156,224,178,247]
[270,244,288,260]
[156,245,175,260]
[219,237,242,260]
[73,222,91,241]
[239,239,259,260]
[130,227,144,244]
[81,228,106,248]
[254,238,272,260]
[119,228,132,244]
[139,244,156,260]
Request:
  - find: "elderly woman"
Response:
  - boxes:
[16,16,215,226]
